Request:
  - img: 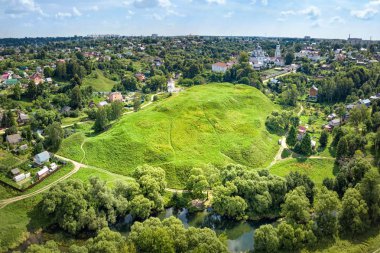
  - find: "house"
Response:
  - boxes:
[346,104,356,110]
[17,112,29,124]
[34,151,50,165]
[6,133,22,145]
[19,144,28,151]
[359,99,371,107]
[298,126,307,140]
[329,118,341,127]
[327,113,337,120]
[97,101,108,107]
[370,95,379,101]
[10,168,21,177]
[37,166,49,180]
[46,77,53,83]
[108,92,123,102]
[3,79,18,87]
[212,62,228,73]
[60,106,71,114]
[29,73,44,85]
[309,85,318,98]
[135,73,146,82]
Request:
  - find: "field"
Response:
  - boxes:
[82,69,116,92]
[59,83,280,187]
[270,158,336,185]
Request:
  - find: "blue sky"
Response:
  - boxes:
[0,0,380,39]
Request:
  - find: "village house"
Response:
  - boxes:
[34,151,50,165]
[13,172,31,182]
[359,99,371,107]
[6,133,22,145]
[135,73,146,82]
[329,118,341,127]
[108,92,123,102]
[17,112,29,125]
[29,73,44,85]
[297,126,307,140]
[309,85,318,99]
[10,168,20,177]
[212,62,229,73]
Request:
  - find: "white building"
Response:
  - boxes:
[212,62,229,73]
[275,44,281,58]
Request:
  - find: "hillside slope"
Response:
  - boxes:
[60,83,279,187]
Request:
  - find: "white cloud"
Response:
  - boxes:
[280,10,296,17]
[329,16,345,24]
[73,7,82,16]
[351,8,378,19]
[223,11,234,18]
[206,0,226,4]
[351,0,380,19]
[89,5,99,11]
[56,12,72,18]
[4,0,46,17]
[250,0,268,5]
[300,6,321,20]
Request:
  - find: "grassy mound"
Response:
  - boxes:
[82,69,115,92]
[60,83,279,187]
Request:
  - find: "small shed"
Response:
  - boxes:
[10,168,21,176]
[6,134,22,145]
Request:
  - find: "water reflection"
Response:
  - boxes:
[118,207,271,253]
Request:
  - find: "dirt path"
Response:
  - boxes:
[0,158,81,209]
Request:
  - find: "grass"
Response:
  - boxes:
[82,69,116,92]
[70,167,134,187]
[60,83,279,188]
[269,158,336,185]
[0,195,45,252]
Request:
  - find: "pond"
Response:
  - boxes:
[114,207,272,253]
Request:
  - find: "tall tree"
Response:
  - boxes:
[254,224,279,253]
[44,122,64,152]
[287,126,297,147]
[300,133,312,156]
[94,107,109,132]
[319,131,328,148]
[340,188,369,236]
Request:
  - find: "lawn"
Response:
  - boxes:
[70,167,135,187]
[269,158,336,185]
[59,83,280,188]
[0,195,45,252]
[82,69,116,92]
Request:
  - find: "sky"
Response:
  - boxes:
[0,0,380,39]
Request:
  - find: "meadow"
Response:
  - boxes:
[59,83,280,188]
[269,158,336,185]
[82,69,116,92]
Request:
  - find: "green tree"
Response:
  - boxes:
[359,169,380,224]
[86,228,129,253]
[26,240,60,253]
[94,107,109,132]
[70,85,83,109]
[300,133,312,156]
[254,224,279,253]
[336,137,348,159]
[340,188,369,235]
[109,101,124,120]
[319,131,328,148]
[133,96,141,112]
[130,195,153,220]
[287,126,297,147]
[44,122,64,152]
[285,52,295,65]
[313,187,341,237]
[186,168,209,199]
[122,74,138,91]
[281,187,311,224]
[277,222,296,251]
[12,83,22,100]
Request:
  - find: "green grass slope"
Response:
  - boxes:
[60,83,279,187]
[82,69,115,92]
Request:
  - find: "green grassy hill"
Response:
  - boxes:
[82,69,116,92]
[59,83,279,187]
